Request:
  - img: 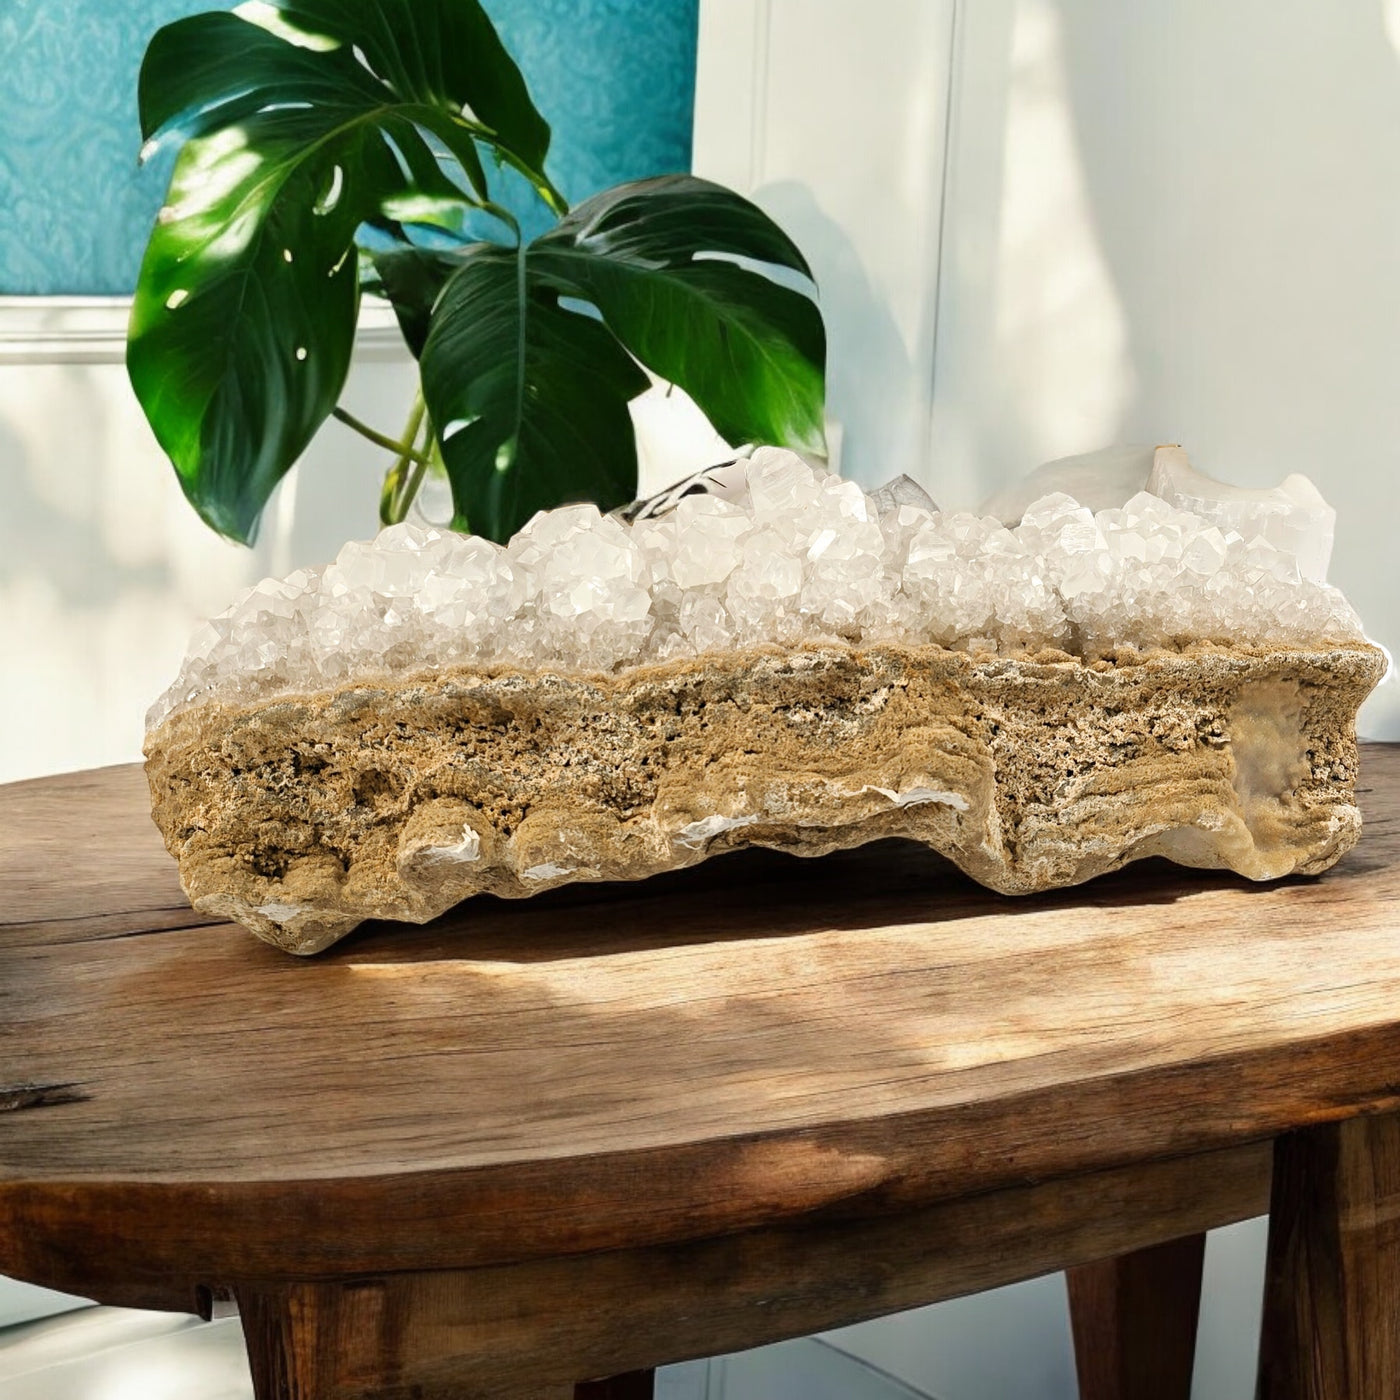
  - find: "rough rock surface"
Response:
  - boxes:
[145,639,1385,954]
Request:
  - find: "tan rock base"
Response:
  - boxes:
[144,641,1386,954]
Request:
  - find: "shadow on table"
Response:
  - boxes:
[327,840,1296,968]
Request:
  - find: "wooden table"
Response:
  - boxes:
[3,751,1400,1400]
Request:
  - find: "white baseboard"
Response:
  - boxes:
[0,295,406,365]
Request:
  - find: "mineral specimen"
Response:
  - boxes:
[145,446,1384,953]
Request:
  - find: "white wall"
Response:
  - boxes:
[696,0,1400,739]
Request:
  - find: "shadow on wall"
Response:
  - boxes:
[928,0,1135,511]
[756,181,916,492]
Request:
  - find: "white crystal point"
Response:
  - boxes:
[1016,494,1112,602]
[870,474,939,516]
[670,494,751,589]
[744,442,834,479]
[1147,445,1337,582]
[745,448,825,521]
[982,445,1156,526]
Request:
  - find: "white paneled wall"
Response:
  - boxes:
[695,0,1400,739]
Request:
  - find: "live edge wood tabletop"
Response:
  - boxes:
[3,750,1400,1400]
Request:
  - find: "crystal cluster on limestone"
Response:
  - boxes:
[1146,445,1336,584]
[144,444,1385,954]
[148,447,1363,728]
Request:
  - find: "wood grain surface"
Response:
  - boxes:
[1258,1111,1400,1398]
[2,749,1399,1299]
[1067,1232,1206,1399]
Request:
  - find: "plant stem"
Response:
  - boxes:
[378,393,429,525]
[480,198,521,240]
[494,147,569,217]
[394,417,436,523]
[334,404,431,464]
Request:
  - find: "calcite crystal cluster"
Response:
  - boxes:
[146,446,1384,953]
[150,447,1360,726]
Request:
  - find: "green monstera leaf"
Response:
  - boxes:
[128,0,553,543]
[420,244,650,542]
[366,246,463,359]
[418,176,826,543]
[537,176,826,454]
[271,0,552,174]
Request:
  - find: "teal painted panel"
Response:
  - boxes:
[0,0,699,295]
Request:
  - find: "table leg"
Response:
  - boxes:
[236,1282,325,1400]
[234,1279,650,1400]
[1257,1113,1400,1399]
[1066,1231,1206,1400]
[574,1372,656,1399]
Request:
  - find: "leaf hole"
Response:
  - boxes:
[557,295,600,320]
[314,165,344,215]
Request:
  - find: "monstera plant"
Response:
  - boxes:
[128,0,826,545]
